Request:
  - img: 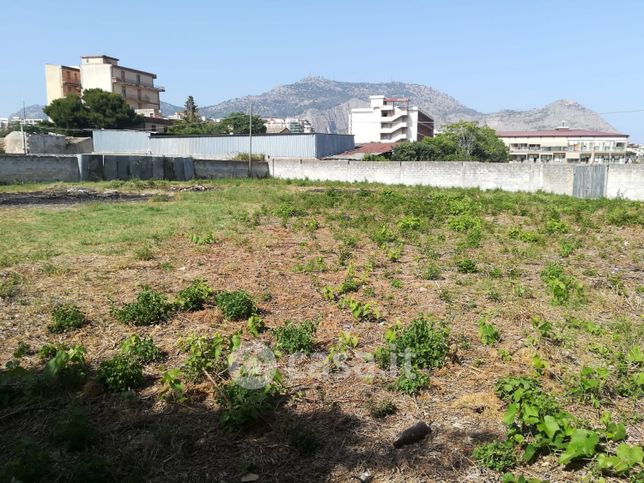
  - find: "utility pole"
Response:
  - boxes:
[21,101,28,154]
[248,101,253,177]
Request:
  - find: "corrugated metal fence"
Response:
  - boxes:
[92,130,354,159]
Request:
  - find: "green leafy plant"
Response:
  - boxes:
[178,334,226,382]
[473,440,518,472]
[368,399,397,418]
[175,279,213,311]
[540,263,585,306]
[273,319,317,355]
[187,233,216,245]
[50,407,95,451]
[568,366,608,408]
[217,372,283,429]
[0,272,21,299]
[0,439,50,483]
[160,369,186,402]
[339,297,380,322]
[448,214,481,232]
[390,368,429,395]
[397,215,422,232]
[215,290,257,320]
[120,335,163,364]
[420,262,442,280]
[112,287,175,326]
[295,256,327,273]
[48,302,86,333]
[456,258,478,273]
[13,341,31,358]
[596,443,643,475]
[479,318,501,346]
[247,315,266,336]
[97,354,144,392]
[42,345,88,390]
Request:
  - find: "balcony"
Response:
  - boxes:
[112,77,165,92]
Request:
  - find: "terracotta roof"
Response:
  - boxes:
[342,142,399,156]
[496,129,627,138]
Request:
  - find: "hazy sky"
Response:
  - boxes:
[1,0,643,140]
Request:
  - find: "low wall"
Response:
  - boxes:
[4,132,93,155]
[0,154,79,183]
[193,159,269,179]
[270,159,643,200]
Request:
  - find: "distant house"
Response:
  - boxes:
[497,125,630,163]
[350,96,434,144]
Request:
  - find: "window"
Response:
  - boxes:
[121,86,127,96]
[121,70,125,80]
[136,74,141,84]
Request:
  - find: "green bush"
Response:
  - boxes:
[540,263,585,306]
[178,334,225,382]
[50,407,95,451]
[112,287,175,326]
[217,373,283,429]
[473,440,518,472]
[390,369,430,395]
[456,258,478,273]
[0,439,50,483]
[175,279,213,311]
[97,354,144,392]
[215,290,257,320]
[119,335,163,364]
[479,318,501,346]
[375,314,450,371]
[48,303,86,333]
[273,319,317,355]
[448,214,481,232]
[42,345,88,390]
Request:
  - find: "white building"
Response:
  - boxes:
[350,95,434,144]
[264,117,314,134]
[497,126,630,163]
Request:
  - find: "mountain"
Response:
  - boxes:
[160,101,182,117]
[198,77,616,134]
[9,105,47,120]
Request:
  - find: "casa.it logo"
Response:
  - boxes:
[227,341,277,390]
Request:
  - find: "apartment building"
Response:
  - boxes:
[45,55,165,116]
[497,126,630,163]
[350,96,434,144]
[45,65,82,105]
[264,117,314,134]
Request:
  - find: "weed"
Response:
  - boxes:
[217,372,283,429]
[112,287,175,326]
[187,233,216,245]
[160,369,186,402]
[386,247,402,262]
[390,279,402,288]
[37,342,67,361]
[544,219,569,234]
[0,439,50,483]
[489,267,503,279]
[295,256,327,273]
[512,284,533,299]
[339,297,380,322]
[13,341,31,358]
[540,263,585,306]
[375,314,449,371]
[486,289,502,302]
[371,225,398,246]
[48,303,86,333]
[178,334,225,382]
[368,399,397,418]
[42,345,88,390]
[175,279,213,311]
[568,366,608,408]
[390,369,430,395]
[498,349,512,362]
[120,335,163,364]
[438,288,453,303]
[134,244,155,261]
[0,272,22,299]
[479,318,501,346]
[97,354,144,392]
[50,407,94,451]
[273,319,317,355]
[473,440,518,472]
[597,443,643,475]
[448,214,481,232]
[286,423,320,455]
[247,315,266,337]
[303,218,319,233]
[215,291,257,320]
[420,262,442,280]
[456,258,478,273]
[559,238,580,258]
[508,226,543,243]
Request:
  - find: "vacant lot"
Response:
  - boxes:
[0,179,642,482]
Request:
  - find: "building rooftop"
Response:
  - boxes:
[496,129,628,138]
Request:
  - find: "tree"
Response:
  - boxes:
[82,89,142,129]
[43,95,90,129]
[183,96,199,122]
[168,120,219,135]
[213,112,266,135]
[44,89,142,130]
[390,121,508,162]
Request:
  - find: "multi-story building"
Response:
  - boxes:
[264,117,314,134]
[45,55,165,116]
[350,95,434,144]
[45,65,82,105]
[497,125,630,163]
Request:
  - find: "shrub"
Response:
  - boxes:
[0,439,50,483]
[273,319,317,355]
[368,399,397,418]
[48,303,86,333]
[175,279,213,311]
[473,440,518,472]
[456,258,478,273]
[217,373,283,429]
[178,334,225,382]
[42,345,88,390]
[540,263,585,306]
[375,314,450,371]
[390,369,430,395]
[215,291,256,320]
[119,335,163,364]
[97,354,144,392]
[112,287,175,326]
[50,407,94,451]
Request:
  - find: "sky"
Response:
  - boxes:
[1,0,643,140]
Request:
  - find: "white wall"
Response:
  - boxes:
[80,63,114,93]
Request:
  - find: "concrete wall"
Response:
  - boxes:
[270,159,644,200]
[193,159,269,179]
[4,132,93,155]
[0,154,79,183]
